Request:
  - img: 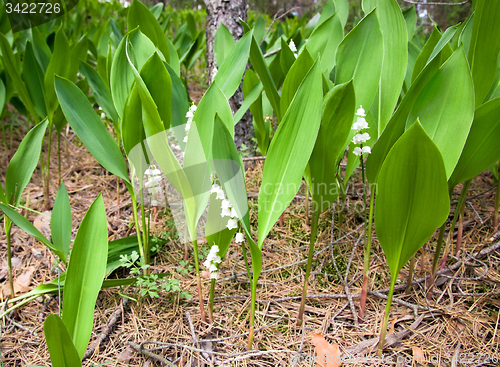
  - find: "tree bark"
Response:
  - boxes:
[204,0,255,153]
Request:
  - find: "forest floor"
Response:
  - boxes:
[1,103,500,366]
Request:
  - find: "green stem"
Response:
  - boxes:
[140,188,149,271]
[44,120,53,209]
[304,182,310,227]
[130,191,145,263]
[208,278,215,324]
[57,132,61,186]
[359,153,370,322]
[192,239,206,322]
[377,278,396,356]
[297,202,319,327]
[248,274,257,351]
[5,217,14,299]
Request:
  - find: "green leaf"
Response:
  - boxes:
[242,70,269,155]
[215,30,253,99]
[0,203,64,261]
[374,0,408,133]
[55,76,130,183]
[140,53,173,129]
[193,82,233,158]
[5,120,48,206]
[44,29,71,118]
[412,27,442,83]
[22,42,47,119]
[236,73,262,125]
[307,12,343,74]
[468,0,500,106]
[127,0,170,63]
[427,25,457,66]
[165,62,189,129]
[0,79,5,117]
[375,121,449,280]
[449,97,500,187]
[79,61,119,124]
[51,182,72,261]
[249,36,281,122]
[214,23,235,66]
[32,27,52,72]
[258,61,323,248]
[403,5,417,42]
[0,33,38,120]
[62,194,108,359]
[406,47,475,179]
[44,315,82,367]
[280,47,314,117]
[335,9,383,115]
[122,85,145,157]
[110,28,157,120]
[309,81,355,213]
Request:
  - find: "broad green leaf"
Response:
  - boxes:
[5,119,48,206]
[374,0,408,133]
[235,76,262,125]
[69,36,89,82]
[214,23,235,66]
[449,97,500,187]
[166,37,180,76]
[0,33,38,120]
[258,61,323,248]
[44,29,71,118]
[307,12,343,74]
[362,0,376,14]
[55,76,130,183]
[32,27,51,72]
[406,47,474,179]
[0,203,64,261]
[215,30,253,99]
[249,36,281,122]
[280,47,314,116]
[110,28,157,119]
[44,315,82,367]
[468,0,500,106]
[122,86,145,156]
[165,62,189,129]
[140,53,173,129]
[127,0,170,63]
[427,25,457,66]
[335,9,383,115]
[211,115,250,234]
[309,81,355,213]
[333,0,349,29]
[254,15,266,45]
[22,42,47,118]
[193,82,233,158]
[366,56,442,184]
[51,183,72,261]
[375,121,449,280]
[79,61,119,124]
[412,27,442,82]
[242,70,269,155]
[63,194,108,359]
[279,39,296,78]
[405,42,421,90]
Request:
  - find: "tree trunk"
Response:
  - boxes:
[204,0,255,153]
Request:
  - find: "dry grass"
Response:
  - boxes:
[0,119,499,366]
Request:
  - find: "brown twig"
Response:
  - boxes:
[403,0,470,5]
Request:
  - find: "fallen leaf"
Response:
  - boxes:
[118,347,135,362]
[0,257,21,280]
[311,333,342,367]
[2,266,36,296]
[201,270,211,279]
[390,317,398,334]
[412,346,426,365]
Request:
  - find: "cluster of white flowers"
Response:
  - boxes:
[203,245,222,279]
[210,183,239,230]
[184,104,197,143]
[351,106,371,157]
[144,165,162,206]
[289,39,298,58]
